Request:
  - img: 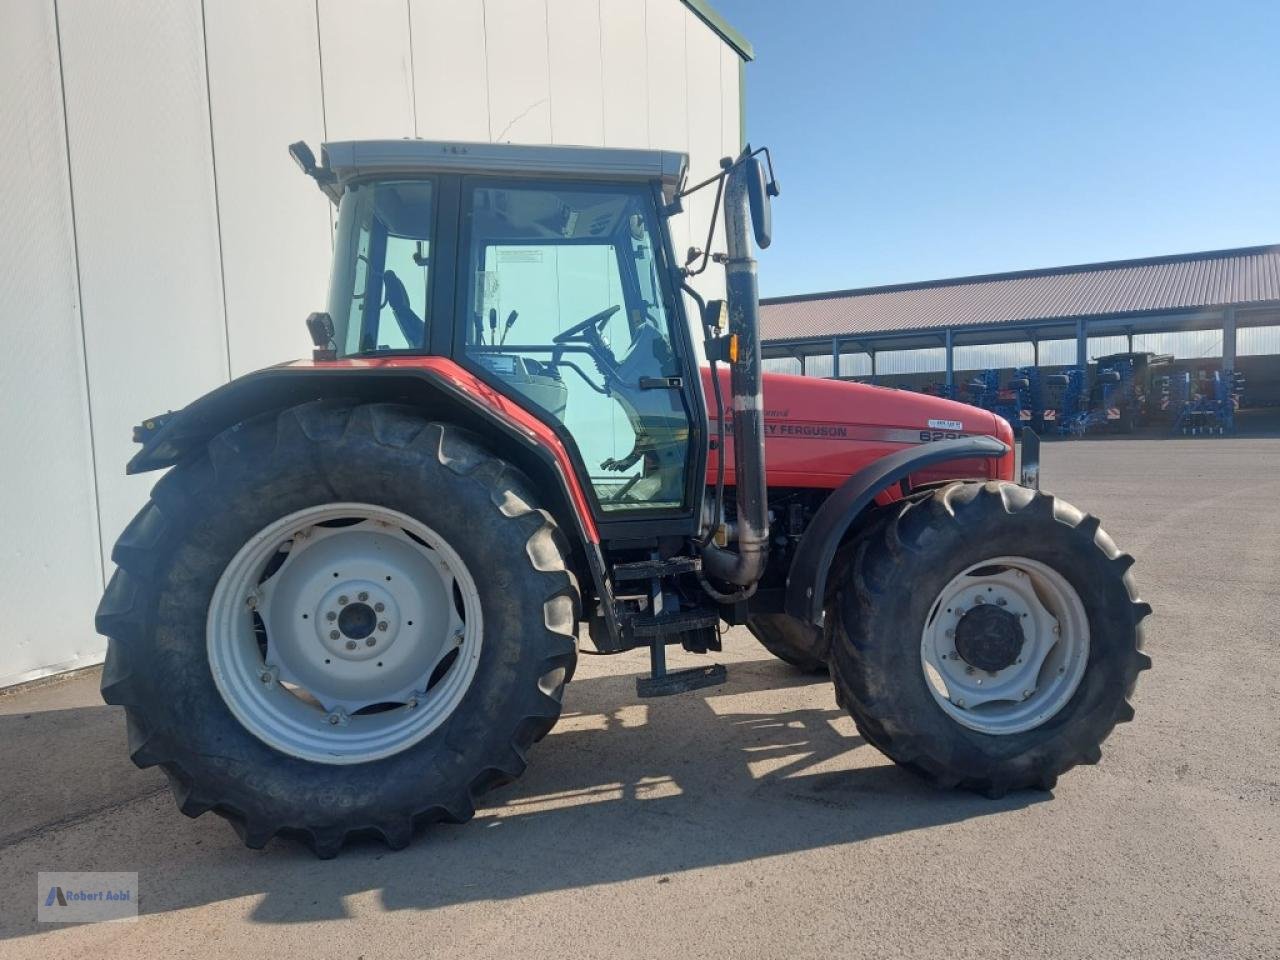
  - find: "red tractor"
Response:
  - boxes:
[97,140,1150,857]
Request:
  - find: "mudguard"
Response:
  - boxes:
[784,435,1009,627]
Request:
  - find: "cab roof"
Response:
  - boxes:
[319,139,689,205]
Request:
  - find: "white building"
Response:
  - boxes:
[0,0,751,687]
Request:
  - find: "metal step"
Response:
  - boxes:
[627,609,719,638]
[612,556,701,583]
[636,663,727,698]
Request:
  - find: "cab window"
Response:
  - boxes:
[328,180,434,354]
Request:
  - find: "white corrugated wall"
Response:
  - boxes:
[0,0,746,687]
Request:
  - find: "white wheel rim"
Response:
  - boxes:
[207,503,483,765]
[920,556,1089,736]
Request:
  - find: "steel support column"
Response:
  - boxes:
[944,329,954,389]
[1075,317,1088,370]
[832,337,840,379]
[869,350,877,384]
[1223,307,1237,371]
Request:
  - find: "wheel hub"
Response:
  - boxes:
[954,604,1025,673]
[317,580,400,662]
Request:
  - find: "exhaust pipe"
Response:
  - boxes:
[701,156,772,590]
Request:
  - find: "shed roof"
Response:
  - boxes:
[761,244,1280,349]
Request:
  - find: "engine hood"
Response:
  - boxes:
[760,371,1005,438]
[703,368,1014,490]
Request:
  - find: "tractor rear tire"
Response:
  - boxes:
[830,481,1150,797]
[96,401,579,857]
[745,614,827,673]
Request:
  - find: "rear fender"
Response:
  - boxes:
[784,436,1009,630]
[127,361,615,631]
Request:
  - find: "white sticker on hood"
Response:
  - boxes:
[927,418,964,431]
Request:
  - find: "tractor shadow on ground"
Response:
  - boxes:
[0,656,1047,937]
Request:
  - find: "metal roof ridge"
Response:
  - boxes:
[761,243,1280,306]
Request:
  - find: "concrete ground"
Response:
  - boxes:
[1,437,1278,959]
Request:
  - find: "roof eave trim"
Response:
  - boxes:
[682,0,754,60]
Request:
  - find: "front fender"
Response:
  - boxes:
[783,435,1009,627]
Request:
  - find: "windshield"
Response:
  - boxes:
[327,179,435,355]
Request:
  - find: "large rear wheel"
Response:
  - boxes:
[97,401,579,856]
[830,481,1150,796]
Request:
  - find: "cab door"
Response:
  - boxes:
[456,178,701,526]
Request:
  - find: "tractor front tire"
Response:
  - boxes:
[830,481,1150,797]
[96,401,579,856]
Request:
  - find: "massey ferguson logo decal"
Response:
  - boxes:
[766,422,850,438]
[717,413,967,444]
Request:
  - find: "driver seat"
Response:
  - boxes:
[382,270,425,346]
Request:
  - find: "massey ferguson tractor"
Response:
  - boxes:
[96,140,1151,857]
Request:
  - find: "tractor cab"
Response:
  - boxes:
[315,140,713,524]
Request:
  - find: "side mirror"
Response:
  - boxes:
[745,155,772,249]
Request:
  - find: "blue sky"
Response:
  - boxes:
[714,0,1280,297]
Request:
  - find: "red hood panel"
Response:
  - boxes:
[705,369,1014,489]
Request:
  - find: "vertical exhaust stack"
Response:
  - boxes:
[701,153,775,591]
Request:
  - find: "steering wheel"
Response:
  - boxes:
[552,305,621,344]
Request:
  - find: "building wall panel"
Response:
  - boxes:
[600,0,649,149]
[548,0,605,146]
[205,0,332,376]
[484,0,552,142]
[317,0,416,140]
[0,0,104,685]
[58,0,230,580]
[410,0,491,141]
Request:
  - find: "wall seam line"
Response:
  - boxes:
[406,0,419,135]
[199,0,233,381]
[543,0,553,142]
[315,0,330,141]
[595,0,606,142]
[481,0,493,140]
[52,0,107,591]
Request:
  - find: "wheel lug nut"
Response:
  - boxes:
[326,611,337,622]
[329,630,340,640]
[345,640,357,650]
[974,596,985,605]
[374,602,385,613]
[365,637,376,647]
[358,591,369,602]
[995,597,1007,606]
[378,621,388,632]
[338,595,349,605]
[945,628,955,638]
